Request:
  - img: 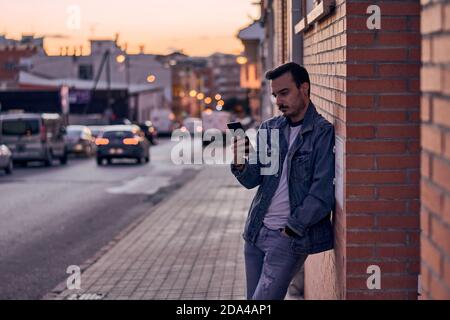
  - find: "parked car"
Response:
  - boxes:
[0,144,13,174]
[95,125,150,165]
[0,113,68,166]
[65,125,95,157]
[136,121,158,145]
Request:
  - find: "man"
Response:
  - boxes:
[230,62,335,300]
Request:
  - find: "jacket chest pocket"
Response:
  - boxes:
[291,151,311,182]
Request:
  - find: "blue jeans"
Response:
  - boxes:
[244,225,308,300]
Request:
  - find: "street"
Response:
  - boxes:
[0,138,200,299]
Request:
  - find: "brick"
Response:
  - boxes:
[407,141,421,153]
[348,79,407,93]
[347,231,406,245]
[420,263,431,299]
[431,217,450,253]
[347,201,406,214]
[378,186,419,199]
[347,155,375,170]
[378,246,419,259]
[443,195,450,226]
[382,275,418,290]
[421,3,443,34]
[444,132,450,159]
[422,37,432,63]
[430,273,450,299]
[379,95,420,109]
[444,258,450,290]
[421,236,442,275]
[378,155,419,170]
[348,111,407,124]
[347,141,406,154]
[421,152,431,178]
[446,3,450,31]
[347,215,375,228]
[378,64,420,77]
[377,215,420,228]
[433,35,450,63]
[378,33,421,46]
[347,126,375,139]
[421,66,442,92]
[347,64,375,77]
[377,125,419,138]
[347,33,376,46]
[346,95,374,108]
[380,18,408,31]
[421,180,442,215]
[421,125,443,154]
[379,2,420,16]
[432,157,450,191]
[421,95,431,122]
[347,49,408,62]
[347,171,406,184]
[421,208,431,237]
[347,246,374,259]
[347,185,375,198]
[433,97,450,127]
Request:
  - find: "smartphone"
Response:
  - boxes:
[227,121,245,131]
[227,121,254,155]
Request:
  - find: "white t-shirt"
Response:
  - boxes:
[263,124,302,230]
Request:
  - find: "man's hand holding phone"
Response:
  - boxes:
[228,121,252,170]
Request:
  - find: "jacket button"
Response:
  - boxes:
[275,173,279,177]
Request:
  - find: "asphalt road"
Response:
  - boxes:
[0,138,201,299]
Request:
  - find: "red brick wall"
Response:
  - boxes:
[420,0,450,300]
[303,0,421,299]
[303,0,347,300]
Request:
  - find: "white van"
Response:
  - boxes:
[0,113,68,166]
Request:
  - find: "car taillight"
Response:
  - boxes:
[123,137,140,145]
[40,126,47,142]
[95,138,109,145]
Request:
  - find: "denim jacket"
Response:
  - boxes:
[231,102,335,254]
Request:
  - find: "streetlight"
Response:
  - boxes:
[214,94,222,101]
[147,75,156,83]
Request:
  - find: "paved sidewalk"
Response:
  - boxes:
[45,164,256,300]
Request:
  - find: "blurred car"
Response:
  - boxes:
[65,125,95,157]
[136,121,158,145]
[0,113,68,166]
[87,125,105,139]
[95,125,150,165]
[0,144,13,174]
[181,117,203,135]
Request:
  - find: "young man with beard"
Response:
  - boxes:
[231,62,335,300]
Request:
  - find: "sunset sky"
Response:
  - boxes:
[0,0,260,56]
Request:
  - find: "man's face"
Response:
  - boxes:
[271,72,309,121]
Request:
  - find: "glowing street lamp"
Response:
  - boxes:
[116,54,126,63]
[189,90,197,97]
[147,75,156,83]
[214,94,222,101]
[196,93,205,100]
[204,97,212,104]
[236,56,248,65]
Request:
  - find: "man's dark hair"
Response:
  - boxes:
[265,62,310,97]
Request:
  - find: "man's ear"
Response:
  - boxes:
[301,83,310,96]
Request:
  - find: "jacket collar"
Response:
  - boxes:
[275,100,317,135]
